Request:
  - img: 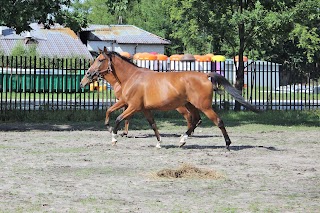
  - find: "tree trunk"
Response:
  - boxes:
[234,0,245,111]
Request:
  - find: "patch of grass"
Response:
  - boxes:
[171,206,192,213]
[249,202,261,212]
[219,207,239,213]
[0,109,107,122]
[49,147,86,154]
[248,201,283,213]
[75,167,114,177]
[13,204,42,213]
[79,196,98,205]
[145,200,167,211]
[0,144,16,149]
[0,109,319,131]
[197,110,320,128]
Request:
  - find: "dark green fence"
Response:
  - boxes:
[0,56,115,111]
[0,56,319,112]
[0,69,84,93]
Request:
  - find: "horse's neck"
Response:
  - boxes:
[113,57,138,83]
[104,74,119,87]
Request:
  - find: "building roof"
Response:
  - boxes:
[0,23,92,59]
[82,25,171,45]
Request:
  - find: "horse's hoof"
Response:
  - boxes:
[112,141,117,146]
[226,145,230,151]
[108,127,113,133]
[156,143,161,149]
[120,132,128,137]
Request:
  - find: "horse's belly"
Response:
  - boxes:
[144,96,186,111]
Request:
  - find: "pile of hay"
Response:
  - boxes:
[152,163,224,180]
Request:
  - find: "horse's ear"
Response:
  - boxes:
[98,48,102,54]
[104,46,108,53]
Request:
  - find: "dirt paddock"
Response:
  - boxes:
[0,123,319,212]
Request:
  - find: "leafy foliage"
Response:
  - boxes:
[0,0,87,33]
[1,0,319,86]
[72,0,320,111]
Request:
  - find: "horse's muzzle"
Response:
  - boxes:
[80,76,91,88]
[80,80,89,88]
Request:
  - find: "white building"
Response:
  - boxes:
[80,25,171,56]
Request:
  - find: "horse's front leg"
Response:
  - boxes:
[119,107,131,137]
[105,99,127,132]
[142,109,162,148]
[112,107,137,146]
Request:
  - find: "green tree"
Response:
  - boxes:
[78,0,137,24]
[0,0,86,33]
[76,0,114,24]
[237,1,320,88]
[164,0,320,110]
[162,0,216,54]
[76,0,172,52]
[6,41,39,67]
[55,0,88,33]
[127,0,167,37]
[11,41,38,57]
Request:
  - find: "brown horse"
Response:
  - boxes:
[97,62,199,136]
[80,48,259,149]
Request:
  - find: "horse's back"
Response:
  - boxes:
[124,71,213,110]
[141,71,209,83]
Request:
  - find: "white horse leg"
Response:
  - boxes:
[156,136,162,148]
[179,133,188,147]
[111,132,118,145]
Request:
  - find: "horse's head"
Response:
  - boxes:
[80,47,112,88]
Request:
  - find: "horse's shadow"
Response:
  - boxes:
[159,144,279,151]
[131,134,279,151]
[127,133,219,139]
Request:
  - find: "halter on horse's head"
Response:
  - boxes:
[80,47,113,88]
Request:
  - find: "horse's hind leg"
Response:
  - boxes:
[202,108,231,150]
[143,109,162,148]
[121,118,130,137]
[176,105,202,135]
[120,106,131,137]
[176,106,192,130]
[179,103,202,147]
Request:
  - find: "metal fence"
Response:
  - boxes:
[0,56,319,112]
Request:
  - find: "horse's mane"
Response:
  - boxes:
[108,51,139,68]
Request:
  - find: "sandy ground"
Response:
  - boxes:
[0,123,319,212]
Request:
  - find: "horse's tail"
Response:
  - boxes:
[208,72,261,113]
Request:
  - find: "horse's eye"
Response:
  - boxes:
[86,71,90,75]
